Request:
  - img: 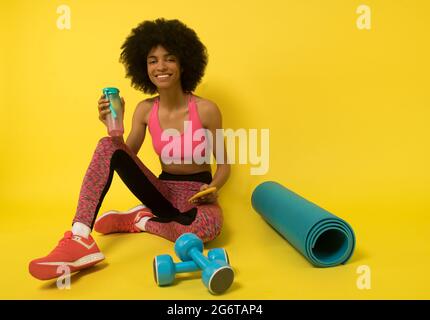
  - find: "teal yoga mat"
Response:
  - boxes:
[251,181,355,267]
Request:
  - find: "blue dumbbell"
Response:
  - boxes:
[153,248,229,287]
[174,233,234,294]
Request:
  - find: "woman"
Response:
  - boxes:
[29,18,230,281]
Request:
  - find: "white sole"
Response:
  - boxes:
[36,253,105,268]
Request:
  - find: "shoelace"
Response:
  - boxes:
[48,232,75,255]
[117,211,146,232]
[57,232,73,248]
[113,217,132,232]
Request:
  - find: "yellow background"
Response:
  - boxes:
[1,0,429,299]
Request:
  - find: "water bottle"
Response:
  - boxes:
[102,87,124,137]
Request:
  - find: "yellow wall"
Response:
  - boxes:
[1,0,429,299]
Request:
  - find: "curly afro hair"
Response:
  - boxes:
[119,18,208,95]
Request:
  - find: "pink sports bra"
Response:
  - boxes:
[148,93,209,163]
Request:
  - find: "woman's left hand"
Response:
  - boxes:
[191,184,218,205]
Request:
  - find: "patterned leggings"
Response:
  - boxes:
[72,136,223,243]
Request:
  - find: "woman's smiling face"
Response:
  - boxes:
[147,45,182,90]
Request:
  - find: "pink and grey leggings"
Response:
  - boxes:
[72,136,223,243]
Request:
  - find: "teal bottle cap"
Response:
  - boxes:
[103,87,120,95]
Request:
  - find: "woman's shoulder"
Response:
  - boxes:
[193,95,221,116]
[193,94,222,127]
[135,96,157,124]
[138,96,158,107]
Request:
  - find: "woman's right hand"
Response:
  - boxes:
[98,94,111,126]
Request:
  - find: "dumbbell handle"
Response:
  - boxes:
[189,247,210,270]
[175,260,203,273]
[175,249,228,273]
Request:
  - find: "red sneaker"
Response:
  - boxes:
[29,231,105,280]
[94,204,153,234]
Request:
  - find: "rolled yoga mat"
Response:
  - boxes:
[251,181,355,267]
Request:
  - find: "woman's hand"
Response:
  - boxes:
[97,95,125,126]
[191,184,218,205]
